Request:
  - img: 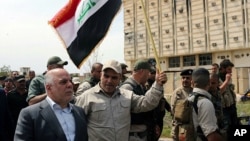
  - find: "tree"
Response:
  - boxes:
[0,65,11,76]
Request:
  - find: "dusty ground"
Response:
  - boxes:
[159,138,172,141]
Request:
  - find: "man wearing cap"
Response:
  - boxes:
[7,75,28,128]
[170,69,193,141]
[26,56,68,105]
[75,62,103,97]
[120,63,128,83]
[120,59,165,141]
[75,59,167,141]
[72,77,81,93]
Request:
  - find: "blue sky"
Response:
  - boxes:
[0,0,124,74]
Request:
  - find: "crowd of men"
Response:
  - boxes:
[0,55,239,141]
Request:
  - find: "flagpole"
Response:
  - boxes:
[139,0,161,72]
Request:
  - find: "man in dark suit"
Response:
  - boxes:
[0,88,14,141]
[14,68,88,141]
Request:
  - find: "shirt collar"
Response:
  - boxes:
[93,83,121,97]
[46,96,73,112]
[193,88,211,99]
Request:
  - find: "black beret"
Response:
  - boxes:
[148,58,156,67]
[120,63,128,69]
[180,69,193,76]
[14,75,25,82]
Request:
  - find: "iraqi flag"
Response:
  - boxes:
[49,0,122,68]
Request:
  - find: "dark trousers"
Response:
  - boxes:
[223,104,239,141]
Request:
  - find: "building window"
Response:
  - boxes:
[183,55,195,66]
[124,32,134,44]
[169,57,180,68]
[199,53,212,65]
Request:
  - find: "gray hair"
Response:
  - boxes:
[44,70,55,86]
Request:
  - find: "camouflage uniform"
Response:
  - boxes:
[208,88,227,139]
[171,86,193,141]
[223,85,238,122]
[220,80,238,141]
[221,83,236,108]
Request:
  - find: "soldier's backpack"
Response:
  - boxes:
[174,93,209,141]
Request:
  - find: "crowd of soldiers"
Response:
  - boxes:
[0,55,239,141]
[171,59,237,141]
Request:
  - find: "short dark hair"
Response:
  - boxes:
[212,63,219,68]
[219,59,234,69]
[91,62,103,73]
[192,68,210,88]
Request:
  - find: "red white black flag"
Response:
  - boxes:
[49,0,122,68]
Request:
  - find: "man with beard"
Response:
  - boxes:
[170,69,193,141]
[75,59,167,141]
[218,59,238,141]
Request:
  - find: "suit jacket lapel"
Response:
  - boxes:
[40,100,67,141]
[72,106,87,141]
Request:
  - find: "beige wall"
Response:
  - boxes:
[124,0,250,95]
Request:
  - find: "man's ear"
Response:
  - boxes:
[191,80,194,87]
[45,84,51,91]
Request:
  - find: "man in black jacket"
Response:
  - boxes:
[0,89,14,141]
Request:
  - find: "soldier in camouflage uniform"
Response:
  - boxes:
[145,66,171,141]
[120,59,165,141]
[170,69,193,141]
[208,73,227,140]
[218,59,238,141]
[120,63,129,83]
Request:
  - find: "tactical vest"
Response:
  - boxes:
[174,92,209,141]
[208,89,224,129]
[219,74,236,107]
[121,78,149,125]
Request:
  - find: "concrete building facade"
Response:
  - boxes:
[123,0,250,94]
